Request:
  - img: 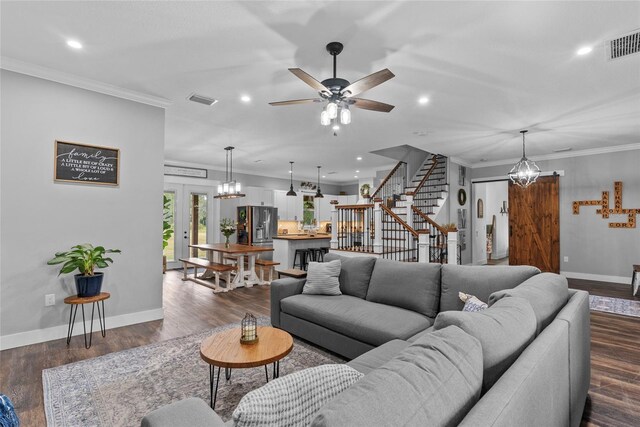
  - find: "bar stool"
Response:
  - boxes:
[310,248,324,262]
[293,249,311,270]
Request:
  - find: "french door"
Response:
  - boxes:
[164,184,217,270]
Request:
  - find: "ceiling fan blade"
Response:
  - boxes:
[341,69,395,97]
[351,98,395,113]
[289,68,331,94]
[269,98,324,106]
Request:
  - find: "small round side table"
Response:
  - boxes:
[64,292,110,349]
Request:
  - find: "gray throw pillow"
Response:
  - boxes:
[324,253,376,299]
[433,296,537,392]
[302,260,341,296]
[233,364,363,427]
[366,259,441,318]
[311,325,483,427]
[440,264,541,312]
[489,272,569,335]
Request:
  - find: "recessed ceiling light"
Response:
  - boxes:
[576,46,592,56]
[418,96,429,105]
[240,95,251,103]
[66,39,83,49]
[332,125,340,131]
[355,170,360,173]
[356,156,362,161]
[354,175,358,178]
[322,175,326,178]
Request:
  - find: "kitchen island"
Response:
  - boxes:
[273,235,331,270]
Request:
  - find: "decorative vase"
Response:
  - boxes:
[74,272,104,297]
[225,236,230,248]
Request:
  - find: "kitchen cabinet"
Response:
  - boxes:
[317,195,333,222]
[274,190,302,220]
[245,187,274,207]
[274,190,287,219]
[337,195,358,206]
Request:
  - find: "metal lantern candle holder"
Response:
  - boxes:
[240,313,259,344]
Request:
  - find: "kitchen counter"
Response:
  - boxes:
[273,235,332,269]
[274,235,331,241]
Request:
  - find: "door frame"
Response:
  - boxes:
[164,180,219,270]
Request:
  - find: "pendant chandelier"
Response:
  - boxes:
[315,166,324,198]
[286,161,297,196]
[508,130,540,188]
[215,146,245,199]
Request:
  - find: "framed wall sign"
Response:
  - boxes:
[54,140,119,186]
[164,165,208,178]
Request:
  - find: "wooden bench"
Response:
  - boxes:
[179,258,235,293]
[276,268,307,280]
[255,259,281,284]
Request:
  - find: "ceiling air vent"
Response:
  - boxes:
[606,29,640,60]
[187,93,218,106]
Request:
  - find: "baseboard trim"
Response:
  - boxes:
[0,307,164,351]
[561,271,629,285]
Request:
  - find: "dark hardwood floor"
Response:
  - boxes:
[0,273,638,426]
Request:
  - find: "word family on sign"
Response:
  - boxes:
[55,141,119,186]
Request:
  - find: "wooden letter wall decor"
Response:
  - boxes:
[573,181,639,228]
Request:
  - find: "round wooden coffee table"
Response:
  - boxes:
[200,326,293,409]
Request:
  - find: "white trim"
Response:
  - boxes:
[468,143,640,169]
[0,308,164,350]
[561,271,629,285]
[471,170,565,183]
[449,156,473,168]
[1,57,172,108]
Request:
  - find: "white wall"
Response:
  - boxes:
[0,70,165,349]
[472,183,488,264]
[484,181,509,259]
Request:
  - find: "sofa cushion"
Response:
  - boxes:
[233,364,363,427]
[433,296,537,392]
[302,260,342,296]
[440,264,540,312]
[280,294,433,346]
[141,398,226,427]
[489,272,568,335]
[324,253,376,299]
[365,259,441,318]
[311,326,483,427]
[347,339,410,375]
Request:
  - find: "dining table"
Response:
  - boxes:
[189,243,274,289]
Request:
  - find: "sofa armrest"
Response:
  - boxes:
[141,398,226,427]
[270,278,306,328]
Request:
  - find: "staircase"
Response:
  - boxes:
[331,151,458,264]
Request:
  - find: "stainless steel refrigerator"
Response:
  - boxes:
[237,206,278,260]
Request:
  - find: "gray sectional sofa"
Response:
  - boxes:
[143,254,590,427]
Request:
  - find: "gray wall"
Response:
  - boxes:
[449,160,472,265]
[471,149,640,279]
[0,71,165,348]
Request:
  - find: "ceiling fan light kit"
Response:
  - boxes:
[215,146,245,199]
[270,41,395,131]
[508,130,541,188]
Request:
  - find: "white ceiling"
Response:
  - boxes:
[2,1,639,184]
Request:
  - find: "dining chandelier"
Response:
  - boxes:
[508,130,540,188]
[215,146,245,199]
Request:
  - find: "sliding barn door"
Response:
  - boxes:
[509,175,560,273]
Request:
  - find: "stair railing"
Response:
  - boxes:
[380,204,419,262]
[412,206,454,263]
[334,203,375,253]
[369,161,407,206]
[406,154,438,197]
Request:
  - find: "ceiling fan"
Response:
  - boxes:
[269,42,395,127]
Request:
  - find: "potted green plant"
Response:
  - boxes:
[47,244,121,297]
[162,194,174,273]
[220,218,236,248]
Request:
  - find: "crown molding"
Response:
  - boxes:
[1,56,172,108]
[467,142,640,169]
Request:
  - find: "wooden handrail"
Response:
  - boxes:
[412,206,448,235]
[336,204,374,209]
[370,161,406,199]
[406,155,438,196]
[381,205,418,238]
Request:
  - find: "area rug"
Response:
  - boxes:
[43,318,344,427]
[589,295,640,318]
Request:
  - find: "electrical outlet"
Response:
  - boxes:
[45,294,55,306]
[563,256,569,263]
